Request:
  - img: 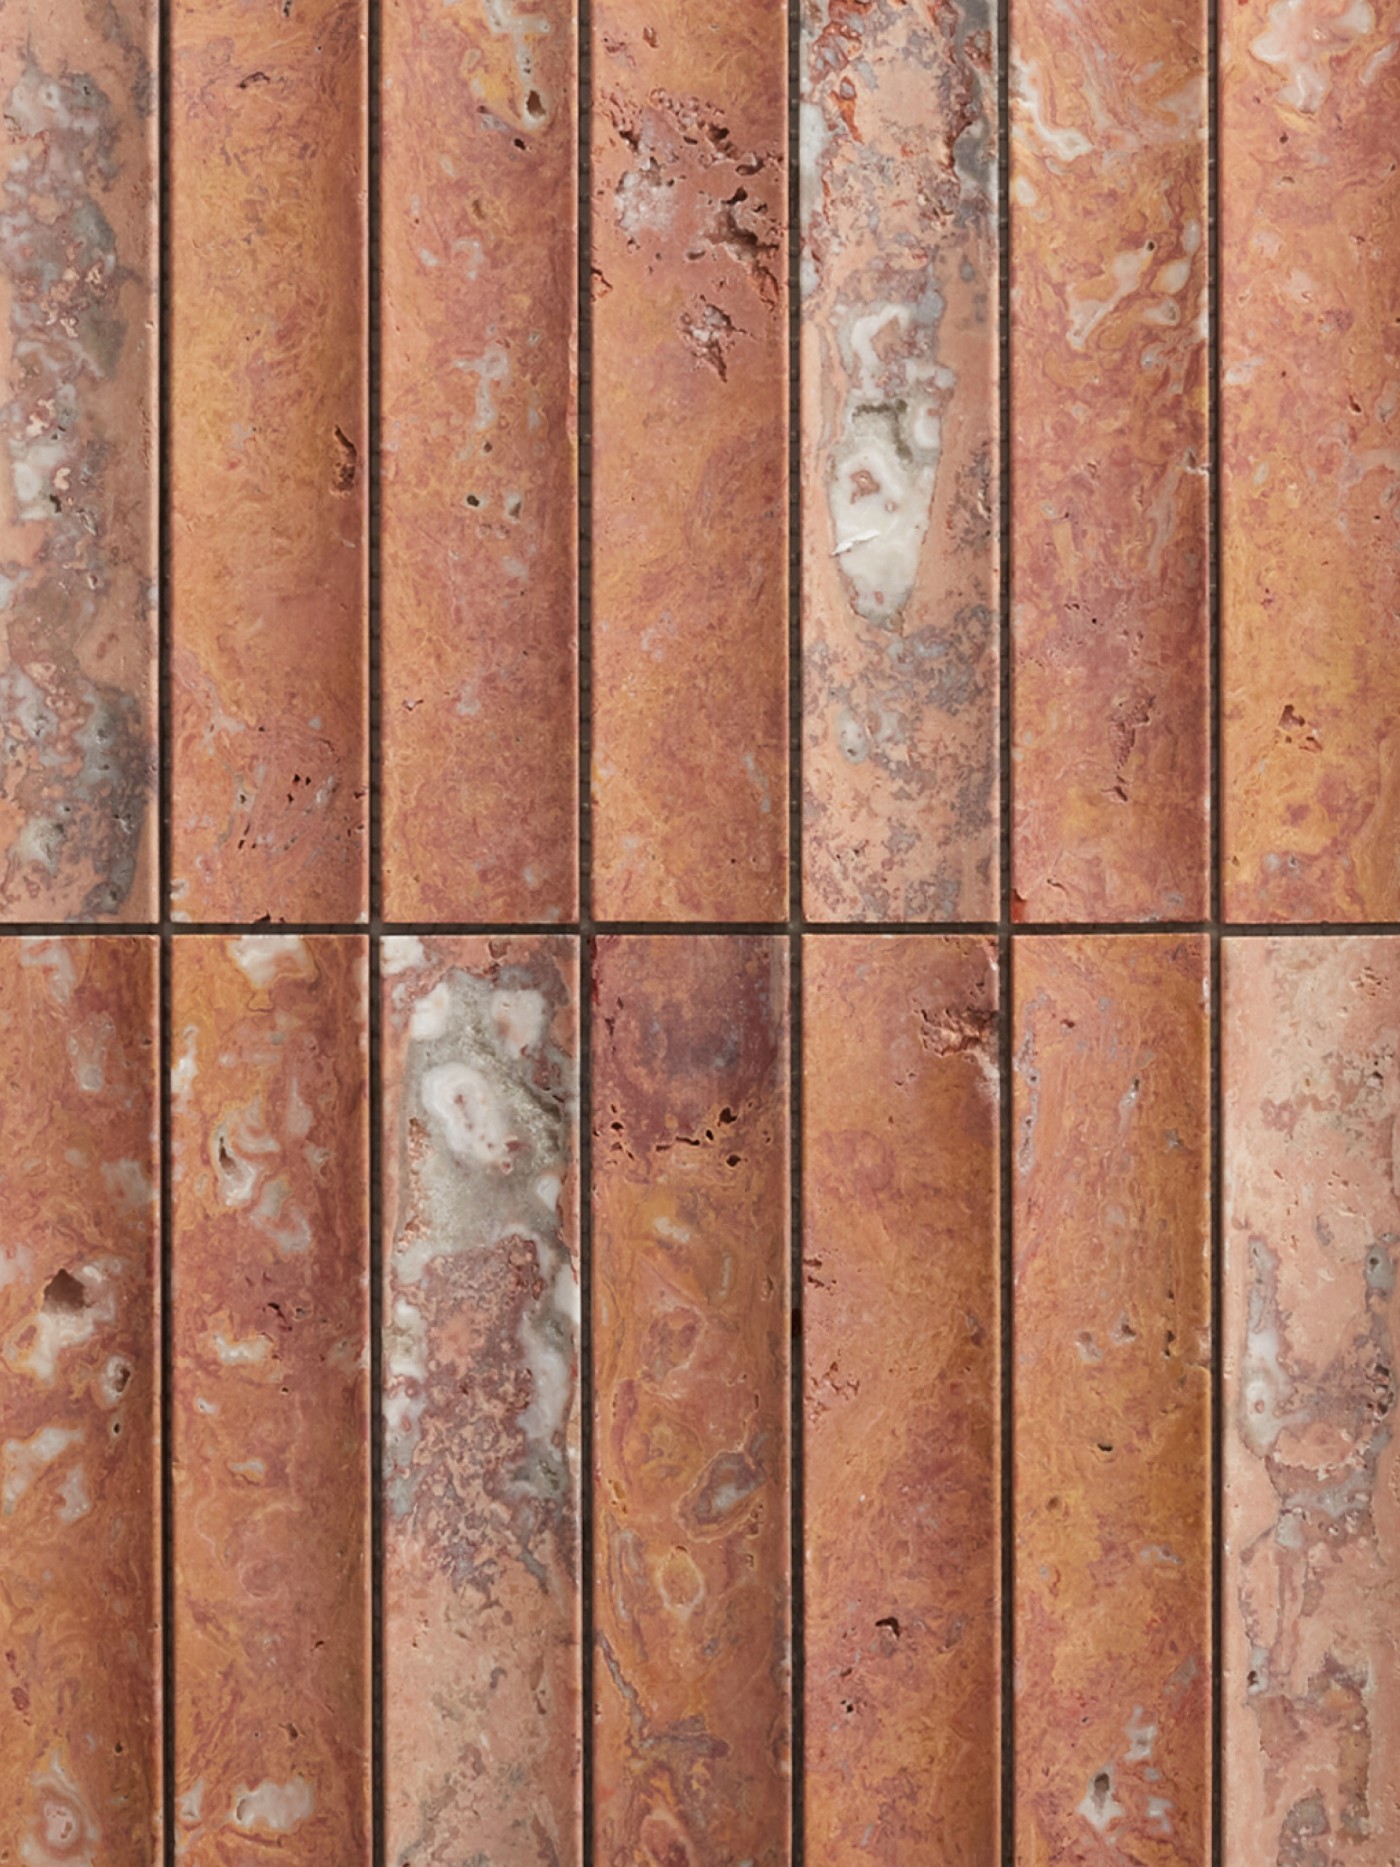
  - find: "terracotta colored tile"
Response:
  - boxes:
[1223,937,1400,1861]
[170,3,367,924]
[171,935,369,1861]
[1013,935,1211,1862]
[1010,1,1209,923]
[592,934,791,1860]
[380,934,581,1862]
[0,938,158,1859]
[380,4,578,924]
[591,7,788,921]
[0,10,157,921]
[1221,10,1400,922]
[800,4,999,924]
[803,935,1000,1859]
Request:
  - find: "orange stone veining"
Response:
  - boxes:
[591,4,788,920]
[1221,3,1400,921]
[0,937,158,1861]
[1011,0,1209,922]
[1014,935,1211,1864]
[1223,938,1400,1862]
[170,0,367,923]
[380,0,578,923]
[0,5,156,920]
[381,934,581,1864]
[803,935,1000,1860]
[592,934,791,1861]
[171,936,370,1862]
[801,0,999,923]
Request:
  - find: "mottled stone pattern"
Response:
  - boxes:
[591,6,788,921]
[1221,6,1400,922]
[592,935,791,1862]
[381,1,577,924]
[1224,938,1400,1863]
[170,0,367,923]
[1014,936,1211,1865]
[171,936,370,1863]
[1010,0,1209,923]
[381,934,581,1865]
[0,937,158,1862]
[801,0,998,924]
[0,6,156,921]
[803,935,1000,1860]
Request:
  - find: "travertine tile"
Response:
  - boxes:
[170,0,368,923]
[0,7,157,921]
[592,934,791,1860]
[381,2,578,924]
[801,1,999,924]
[1014,935,1211,1863]
[1011,0,1209,923]
[1221,6,1400,921]
[381,934,581,1864]
[1224,938,1400,1862]
[803,935,1000,1860]
[171,936,370,1862]
[591,5,788,921]
[0,938,158,1860]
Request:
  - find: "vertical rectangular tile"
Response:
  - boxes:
[1013,936,1211,1861]
[591,7,788,921]
[800,4,999,924]
[803,935,1000,1857]
[592,934,791,1859]
[170,2,368,924]
[381,935,581,1861]
[1010,1,1209,922]
[0,8,157,920]
[171,935,369,1860]
[1221,11,1400,921]
[0,938,158,1858]
[1224,938,1400,1861]
[380,3,578,924]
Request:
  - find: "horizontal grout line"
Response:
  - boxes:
[6,918,1400,941]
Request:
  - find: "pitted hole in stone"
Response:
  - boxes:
[875,1615,901,1640]
[331,426,357,493]
[42,1269,86,1315]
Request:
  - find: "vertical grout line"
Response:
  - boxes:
[1209,924,1224,1867]
[159,933,175,1867]
[788,932,805,1866]
[367,0,383,938]
[577,929,595,1867]
[368,933,385,1867]
[788,0,803,940]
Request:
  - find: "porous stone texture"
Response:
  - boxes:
[381,934,581,1865]
[1014,935,1212,1865]
[170,0,367,923]
[800,0,998,924]
[170,935,370,1864]
[1010,0,1209,923]
[0,6,156,921]
[591,5,788,921]
[1221,4,1400,922]
[1223,937,1400,1863]
[803,934,1000,1860]
[0,936,158,1862]
[592,934,791,1862]
[381,1,578,924]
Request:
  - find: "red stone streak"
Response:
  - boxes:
[591,5,789,920]
[1014,936,1212,1864]
[381,934,581,1864]
[171,936,369,1863]
[1224,938,1400,1862]
[803,935,1000,1860]
[0,937,158,1862]
[801,0,999,923]
[1221,1,1400,921]
[170,0,367,922]
[592,934,791,1862]
[1010,0,1209,922]
[381,1,578,922]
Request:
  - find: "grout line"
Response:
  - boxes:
[577,930,595,1867]
[788,0,803,940]
[367,0,383,940]
[17,920,1400,942]
[997,0,1014,1852]
[1207,0,1224,1859]
[158,933,175,1867]
[788,931,806,1863]
[1210,927,1224,1867]
[368,933,385,1865]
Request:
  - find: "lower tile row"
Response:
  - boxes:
[0,931,1394,1864]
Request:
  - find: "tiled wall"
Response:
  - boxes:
[0,1,1396,1862]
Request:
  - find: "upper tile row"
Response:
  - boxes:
[6,0,1395,926]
